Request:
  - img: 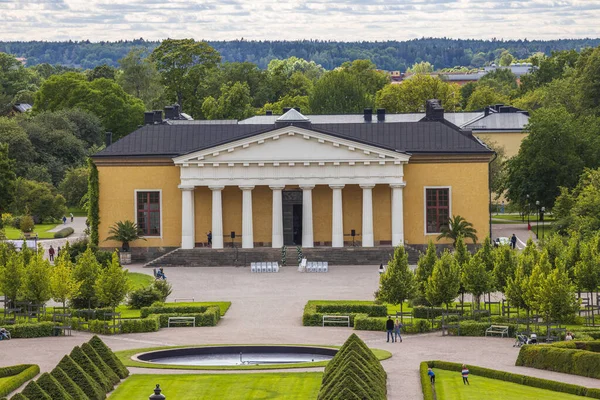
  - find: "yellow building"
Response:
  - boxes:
[93,101,494,260]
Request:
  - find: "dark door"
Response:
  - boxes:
[283,190,302,245]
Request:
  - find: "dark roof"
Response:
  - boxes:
[94,120,492,159]
[464,112,529,131]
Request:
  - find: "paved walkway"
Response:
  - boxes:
[2,264,600,400]
[39,217,88,260]
[491,222,537,249]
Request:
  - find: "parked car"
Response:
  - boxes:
[494,237,510,247]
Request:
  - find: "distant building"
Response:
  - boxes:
[398,63,536,86]
[11,103,32,114]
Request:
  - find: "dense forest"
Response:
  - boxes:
[2,38,600,71]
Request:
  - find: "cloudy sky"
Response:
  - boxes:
[1,0,600,42]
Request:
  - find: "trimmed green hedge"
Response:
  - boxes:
[315,304,387,317]
[88,335,129,379]
[53,227,74,239]
[427,360,600,398]
[21,380,51,400]
[552,340,600,353]
[10,393,29,400]
[55,355,105,400]
[69,346,112,392]
[0,365,40,398]
[50,367,89,400]
[9,322,54,338]
[140,304,221,319]
[353,315,431,333]
[156,308,220,328]
[88,316,160,334]
[516,345,600,380]
[36,373,74,400]
[446,321,518,337]
[419,362,434,400]
[81,343,120,386]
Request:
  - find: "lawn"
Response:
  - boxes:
[434,369,586,400]
[126,272,154,289]
[108,372,322,400]
[67,207,87,217]
[115,301,232,319]
[3,224,59,239]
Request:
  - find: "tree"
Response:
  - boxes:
[554,168,600,237]
[426,250,460,309]
[258,95,311,115]
[376,246,415,314]
[105,220,145,251]
[408,61,434,74]
[72,247,101,309]
[574,234,600,320]
[0,252,24,306]
[95,252,129,310]
[201,81,255,120]
[538,263,580,327]
[87,64,116,81]
[340,59,389,96]
[505,251,535,329]
[59,166,89,207]
[479,68,518,97]
[117,48,164,109]
[498,51,515,67]
[50,249,81,309]
[0,143,15,213]
[414,241,437,302]
[575,46,600,114]
[523,251,553,314]
[437,215,478,246]
[520,50,579,93]
[22,250,52,305]
[454,235,471,310]
[12,178,66,222]
[376,75,461,113]
[309,70,372,114]
[492,244,517,292]
[0,117,36,177]
[150,39,221,113]
[87,159,99,248]
[462,253,492,309]
[465,85,510,111]
[267,57,325,81]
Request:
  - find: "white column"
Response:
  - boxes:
[270,185,284,248]
[209,186,224,249]
[391,183,406,246]
[360,184,375,247]
[330,184,345,248]
[179,185,195,249]
[300,185,314,248]
[240,186,254,249]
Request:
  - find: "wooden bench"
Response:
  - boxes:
[485,325,509,338]
[322,315,350,327]
[168,317,196,328]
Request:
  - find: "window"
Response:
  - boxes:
[425,188,450,234]
[137,191,161,236]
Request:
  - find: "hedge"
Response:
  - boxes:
[419,362,434,400]
[10,394,28,400]
[412,306,466,319]
[447,321,518,337]
[50,367,89,400]
[426,360,600,398]
[9,322,54,338]
[71,308,114,321]
[69,346,112,392]
[20,380,51,400]
[53,227,74,239]
[303,312,360,327]
[553,340,600,352]
[88,335,129,379]
[0,365,40,398]
[36,373,74,400]
[516,345,600,380]
[156,309,220,328]
[81,343,120,386]
[88,316,160,334]
[55,355,105,400]
[353,315,431,333]
[140,304,221,319]
[315,304,387,317]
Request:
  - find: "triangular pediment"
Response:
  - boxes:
[173,126,410,166]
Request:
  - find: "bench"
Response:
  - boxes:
[322,315,350,327]
[485,325,509,338]
[546,328,566,343]
[174,298,195,303]
[168,317,196,328]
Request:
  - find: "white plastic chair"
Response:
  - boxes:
[317,262,323,273]
[267,262,273,273]
[273,262,279,272]
[323,262,329,272]
[262,262,268,273]
[251,262,257,273]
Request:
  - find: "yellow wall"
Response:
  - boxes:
[222,187,242,245]
[373,185,391,244]
[342,185,362,244]
[476,132,528,159]
[313,185,332,244]
[403,162,490,246]
[194,187,212,245]
[98,165,182,248]
[253,186,272,244]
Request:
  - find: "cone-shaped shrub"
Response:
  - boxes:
[50,367,89,400]
[81,343,120,386]
[320,358,385,398]
[10,394,29,400]
[319,368,384,400]
[70,346,112,392]
[56,355,105,400]
[323,341,385,386]
[36,373,74,400]
[20,381,51,400]
[88,336,129,378]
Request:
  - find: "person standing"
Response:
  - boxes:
[207,231,212,247]
[461,365,470,385]
[62,215,67,225]
[57,246,61,256]
[378,263,385,275]
[70,212,74,223]
[511,234,517,249]
[394,319,403,343]
[428,368,435,384]
[48,245,55,262]
[386,316,395,343]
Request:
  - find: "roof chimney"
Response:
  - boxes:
[499,106,511,113]
[164,106,175,120]
[105,131,112,147]
[424,99,444,121]
[363,108,373,122]
[282,107,292,113]
[294,107,301,113]
[266,110,273,116]
[484,106,490,117]
[153,110,163,124]
[144,112,154,125]
[376,108,386,122]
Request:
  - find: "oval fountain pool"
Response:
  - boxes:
[135,346,337,366]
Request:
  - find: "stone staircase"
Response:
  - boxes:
[145,245,421,268]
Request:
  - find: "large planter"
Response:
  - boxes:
[119,251,132,265]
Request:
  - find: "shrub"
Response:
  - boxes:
[448,321,518,337]
[20,216,34,233]
[413,306,449,319]
[88,336,129,378]
[516,345,600,379]
[36,372,74,400]
[0,365,40,398]
[69,346,112,392]
[55,355,105,400]
[121,316,160,333]
[152,280,172,301]
[21,380,51,400]
[315,304,387,317]
[140,304,219,319]
[53,227,74,239]
[353,315,431,333]
[50,367,89,400]
[9,322,54,338]
[420,362,434,400]
[156,308,220,328]
[71,308,113,321]
[127,286,163,309]
[81,343,120,386]
[10,394,29,400]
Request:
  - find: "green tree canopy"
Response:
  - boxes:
[201,81,255,120]
[51,249,81,308]
[376,75,461,113]
[408,61,434,74]
[437,215,478,246]
[376,246,415,313]
[426,250,460,309]
[461,253,492,308]
[0,251,24,305]
[59,166,90,208]
[117,48,164,109]
[309,70,372,114]
[95,252,129,309]
[0,143,16,213]
[465,85,510,111]
[22,250,52,305]
[415,241,437,301]
[72,247,101,309]
[12,178,66,222]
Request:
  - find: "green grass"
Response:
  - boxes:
[67,207,86,217]
[126,272,154,289]
[115,301,232,319]
[109,372,322,400]
[434,369,586,400]
[304,300,414,315]
[491,214,555,223]
[115,344,391,371]
[3,224,59,239]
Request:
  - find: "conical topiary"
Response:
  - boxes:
[88,336,129,378]
[50,367,89,400]
[81,342,120,386]
[10,394,29,400]
[70,346,112,392]
[36,372,74,400]
[56,355,105,400]
[20,380,51,400]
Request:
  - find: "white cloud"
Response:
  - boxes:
[0,0,599,41]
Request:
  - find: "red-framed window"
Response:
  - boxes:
[426,188,450,233]
[137,191,160,236]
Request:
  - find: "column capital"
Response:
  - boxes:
[390,182,406,189]
[269,185,285,190]
[178,185,195,191]
[329,184,345,190]
[208,185,225,191]
[239,185,255,191]
[299,184,315,190]
[359,184,376,189]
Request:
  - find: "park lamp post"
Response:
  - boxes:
[535,201,540,239]
[526,194,530,229]
[541,207,546,239]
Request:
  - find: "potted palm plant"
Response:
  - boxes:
[105,220,146,264]
[437,215,478,247]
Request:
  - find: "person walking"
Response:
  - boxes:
[461,364,470,385]
[70,212,74,223]
[48,246,55,262]
[62,215,67,225]
[386,316,395,343]
[428,368,435,384]
[378,263,385,275]
[510,234,517,249]
[394,319,403,343]
[207,231,212,247]
[57,246,61,256]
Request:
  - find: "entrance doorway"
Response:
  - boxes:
[283,190,302,245]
